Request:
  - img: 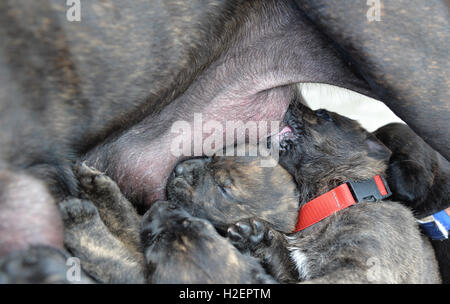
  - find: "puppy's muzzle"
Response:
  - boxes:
[173,158,208,186]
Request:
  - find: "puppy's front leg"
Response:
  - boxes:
[75,163,142,255]
[227,218,298,283]
[60,199,146,283]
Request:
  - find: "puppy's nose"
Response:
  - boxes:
[173,158,207,184]
[174,163,186,176]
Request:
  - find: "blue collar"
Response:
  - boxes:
[418,209,450,240]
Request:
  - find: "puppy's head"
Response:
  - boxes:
[140,200,274,284]
[166,147,299,233]
[141,200,222,283]
[278,103,391,201]
[141,200,208,248]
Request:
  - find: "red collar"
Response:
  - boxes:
[294,175,391,232]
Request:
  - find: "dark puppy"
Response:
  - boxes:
[374,123,450,283]
[59,163,274,284]
[276,103,440,283]
[168,105,441,283]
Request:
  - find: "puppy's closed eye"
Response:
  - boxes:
[213,171,234,199]
[315,109,333,122]
[218,184,233,199]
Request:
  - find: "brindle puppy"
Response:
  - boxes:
[167,152,301,282]
[373,123,450,284]
[167,105,441,283]
[59,163,274,284]
[167,155,300,234]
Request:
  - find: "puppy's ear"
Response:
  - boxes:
[365,133,391,161]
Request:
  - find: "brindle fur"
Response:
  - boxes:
[0,0,376,265]
[167,100,441,283]
[59,163,274,284]
[167,156,299,233]
[60,198,146,284]
[1,1,448,282]
[60,163,146,283]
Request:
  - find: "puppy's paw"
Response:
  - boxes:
[227,218,274,252]
[59,198,99,226]
[74,162,120,197]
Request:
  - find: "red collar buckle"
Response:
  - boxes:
[346,175,391,203]
[294,175,391,232]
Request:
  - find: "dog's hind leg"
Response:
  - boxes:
[59,198,145,283]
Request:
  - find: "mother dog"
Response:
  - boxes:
[0,0,448,260]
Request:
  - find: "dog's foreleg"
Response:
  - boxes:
[59,198,145,283]
[74,163,142,255]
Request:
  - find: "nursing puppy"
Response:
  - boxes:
[59,163,274,284]
[167,104,441,283]
[374,123,450,283]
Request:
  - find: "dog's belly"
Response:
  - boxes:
[82,0,373,207]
